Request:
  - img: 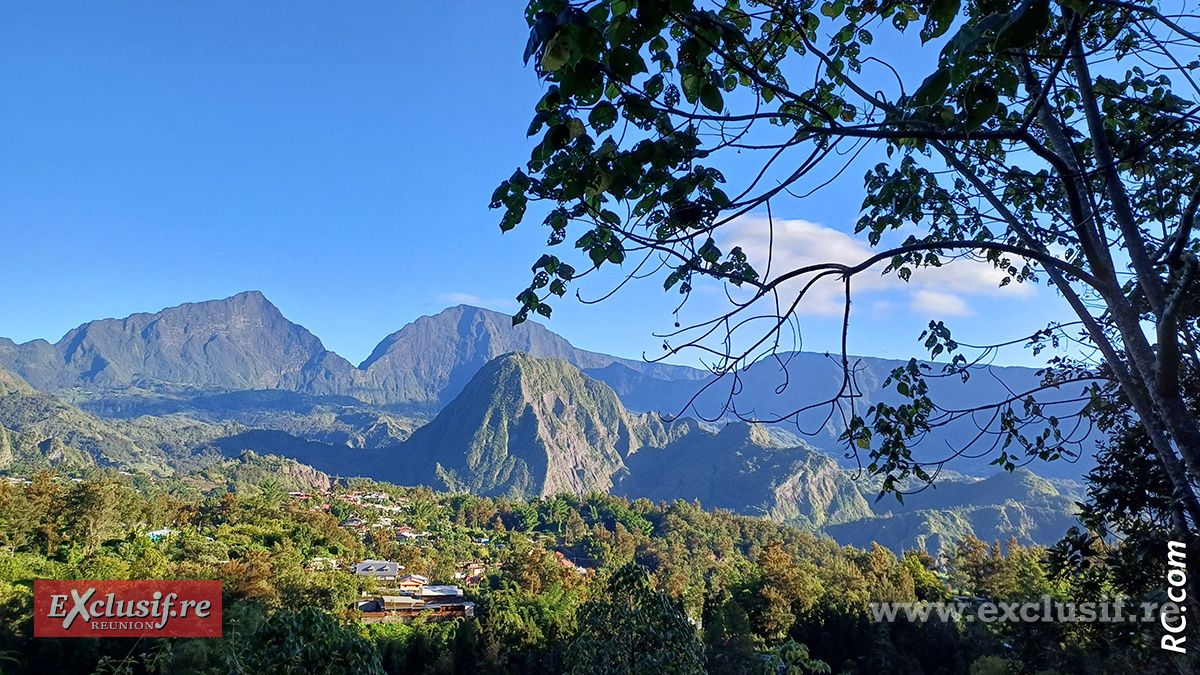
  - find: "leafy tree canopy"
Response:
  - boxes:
[495,0,1200,523]
[565,561,705,675]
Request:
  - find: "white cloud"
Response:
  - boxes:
[910,290,974,317]
[717,215,1035,318]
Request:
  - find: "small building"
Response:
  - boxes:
[355,596,474,624]
[396,574,430,593]
[421,585,463,599]
[354,581,475,624]
[341,517,365,528]
[307,557,340,571]
[456,562,486,580]
[354,560,404,581]
[356,595,426,612]
[146,528,175,542]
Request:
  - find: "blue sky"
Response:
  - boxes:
[0,1,1071,368]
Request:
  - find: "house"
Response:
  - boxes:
[340,517,365,528]
[421,585,463,599]
[397,526,429,540]
[456,562,486,579]
[307,557,340,571]
[355,595,475,624]
[354,579,475,624]
[146,528,175,542]
[395,574,430,593]
[473,537,490,545]
[353,560,404,581]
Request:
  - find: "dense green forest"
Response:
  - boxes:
[0,459,1189,675]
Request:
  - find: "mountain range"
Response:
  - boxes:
[0,291,703,411]
[0,292,1093,553]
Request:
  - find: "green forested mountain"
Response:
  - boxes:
[0,291,347,392]
[362,354,1076,553]
[0,363,168,473]
[395,352,671,496]
[826,469,1083,554]
[617,420,875,528]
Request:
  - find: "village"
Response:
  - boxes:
[283,487,591,624]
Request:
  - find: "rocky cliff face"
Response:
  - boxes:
[353,304,706,409]
[0,425,13,471]
[392,353,878,529]
[618,419,874,526]
[0,291,358,393]
[394,352,668,497]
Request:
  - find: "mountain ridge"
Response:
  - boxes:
[0,293,709,412]
[0,291,1094,480]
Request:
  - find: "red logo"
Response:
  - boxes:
[34,580,222,637]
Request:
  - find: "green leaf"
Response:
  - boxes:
[681,70,704,103]
[589,102,619,131]
[589,246,608,267]
[912,68,952,107]
[923,0,960,42]
[541,32,571,72]
[700,83,724,112]
[963,83,998,129]
[820,2,842,19]
[995,0,1051,52]
[526,111,551,137]
[940,13,1004,64]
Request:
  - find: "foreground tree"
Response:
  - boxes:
[565,561,705,675]
[222,606,385,675]
[496,1,1200,520]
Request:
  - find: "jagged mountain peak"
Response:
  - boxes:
[0,291,345,393]
[390,352,667,498]
[350,304,705,410]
